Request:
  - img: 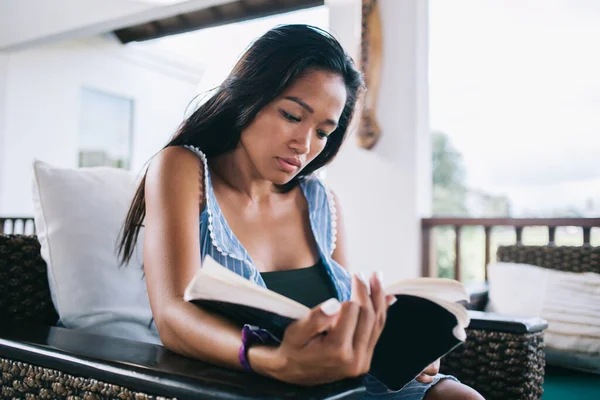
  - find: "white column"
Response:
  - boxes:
[376,0,431,217]
[325,0,431,281]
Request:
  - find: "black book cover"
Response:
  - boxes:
[193,294,463,390]
[191,299,294,339]
[369,295,463,390]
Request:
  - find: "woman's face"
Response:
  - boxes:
[240,69,347,185]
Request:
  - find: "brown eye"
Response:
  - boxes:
[281,110,301,123]
[317,130,329,139]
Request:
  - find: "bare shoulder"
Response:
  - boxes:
[147,146,205,183]
[143,146,206,312]
[145,146,206,212]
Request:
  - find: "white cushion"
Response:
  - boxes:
[31,160,160,344]
[487,261,600,374]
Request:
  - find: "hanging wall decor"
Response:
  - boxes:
[358,0,383,150]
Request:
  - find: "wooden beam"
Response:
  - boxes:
[114,0,324,44]
[584,227,592,246]
[484,226,491,280]
[548,226,556,245]
[422,217,600,229]
[421,226,431,277]
[454,225,462,281]
[515,226,523,245]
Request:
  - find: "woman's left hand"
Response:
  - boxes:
[415,359,440,384]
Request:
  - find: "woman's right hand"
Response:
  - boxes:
[263,271,394,386]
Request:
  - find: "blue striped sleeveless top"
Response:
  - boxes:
[182,145,352,302]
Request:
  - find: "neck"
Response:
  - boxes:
[209,146,280,202]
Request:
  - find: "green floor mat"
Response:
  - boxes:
[542,366,600,400]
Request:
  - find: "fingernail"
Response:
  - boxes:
[352,272,362,285]
[376,271,384,286]
[388,297,397,306]
[321,298,342,316]
[358,272,371,295]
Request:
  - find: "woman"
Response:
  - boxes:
[119,24,483,400]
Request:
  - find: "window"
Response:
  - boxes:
[78,88,133,169]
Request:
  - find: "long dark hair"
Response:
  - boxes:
[118,24,365,265]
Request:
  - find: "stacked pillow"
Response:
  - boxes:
[487,261,600,374]
[31,160,161,344]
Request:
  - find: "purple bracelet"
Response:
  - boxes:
[239,325,277,372]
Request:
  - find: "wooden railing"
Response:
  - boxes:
[0,217,36,234]
[421,217,600,280]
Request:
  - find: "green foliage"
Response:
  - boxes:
[431,131,511,281]
[432,132,466,189]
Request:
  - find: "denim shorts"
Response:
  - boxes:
[362,373,459,399]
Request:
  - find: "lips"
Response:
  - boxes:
[276,157,302,173]
[278,157,301,168]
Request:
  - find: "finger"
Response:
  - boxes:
[415,373,435,384]
[326,301,360,348]
[370,271,387,315]
[422,363,438,376]
[351,272,371,301]
[350,273,376,350]
[386,295,397,307]
[284,298,341,346]
[432,358,440,374]
[367,271,388,349]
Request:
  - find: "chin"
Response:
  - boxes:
[270,174,295,186]
[266,169,299,186]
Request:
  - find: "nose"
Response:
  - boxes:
[289,127,311,155]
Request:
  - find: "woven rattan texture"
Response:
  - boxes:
[441,329,545,400]
[0,235,59,325]
[497,245,600,273]
[1,358,174,399]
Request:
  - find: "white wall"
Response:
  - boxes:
[0,35,202,215]
[325,0,431,281]
[0,54,8,205]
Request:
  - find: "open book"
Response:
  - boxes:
[184,256,470,391]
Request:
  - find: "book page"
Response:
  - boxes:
[184,256,470,327]
[184,256,310,320]
[385,278,469,303]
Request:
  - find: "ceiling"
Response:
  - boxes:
[0,0,322,51]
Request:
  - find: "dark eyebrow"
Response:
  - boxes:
[284,96,338,127]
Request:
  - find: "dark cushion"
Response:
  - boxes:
[0,235,59,325]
